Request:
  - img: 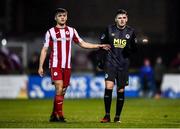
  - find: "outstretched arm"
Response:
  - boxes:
[38,47,48,77]
[78,40,110,50]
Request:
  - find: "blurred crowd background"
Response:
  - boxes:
[0,0,179,73]
[0,0,180,98]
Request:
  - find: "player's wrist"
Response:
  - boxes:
[39,65,43,69]
[98,44,102,48]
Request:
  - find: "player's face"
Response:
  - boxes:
[115,14,128,28]
[55,12,67,25]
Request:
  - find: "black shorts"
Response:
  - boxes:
[104,68,129,88]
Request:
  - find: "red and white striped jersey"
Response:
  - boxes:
[43,26,83,69]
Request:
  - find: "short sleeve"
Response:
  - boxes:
[100,28,109,44]
[73,29,83,43]
[43,31,51,48]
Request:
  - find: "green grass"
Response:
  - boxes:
[0,98,180,128]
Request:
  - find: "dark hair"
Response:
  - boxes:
[54,8,68,16]
[115,9,128,17]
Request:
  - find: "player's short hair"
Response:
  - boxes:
[115,9,128,17]
[54,8,68,16]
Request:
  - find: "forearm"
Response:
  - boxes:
[79,41,101,49]
[39,47,47,68]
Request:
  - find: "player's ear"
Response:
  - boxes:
[54,16,57,21]
[115,17,117,23]
[126,16,128,22]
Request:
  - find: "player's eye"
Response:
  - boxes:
[57,14,66,17]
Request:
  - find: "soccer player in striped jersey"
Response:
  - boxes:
[38,8,110,122]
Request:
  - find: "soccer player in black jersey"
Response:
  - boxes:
[100,9,137,123]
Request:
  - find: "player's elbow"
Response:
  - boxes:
[79,41,88,49]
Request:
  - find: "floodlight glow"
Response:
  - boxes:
[1,39,7,46]
[142,38,148,43]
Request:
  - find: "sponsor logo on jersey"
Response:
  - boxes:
[113,38,127,48]
[57,37,70,41]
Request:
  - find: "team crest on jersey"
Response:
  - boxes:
[66,31,70,35]
[111,33,115,36]
[101,34,105,39]
[125,34,130,39]
[54,72,58,76]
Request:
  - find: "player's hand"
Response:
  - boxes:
[100,44,111,50]
[38,67,44,77]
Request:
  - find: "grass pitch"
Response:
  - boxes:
[0,98,180,128]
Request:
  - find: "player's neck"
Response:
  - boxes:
[117,25,126,30]
[56,24,66,29]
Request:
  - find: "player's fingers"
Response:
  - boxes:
[103,46,110,50]
[38,70,44,77]
[103,44,111,49]
[40,72,44,77]
[106,44,111,48]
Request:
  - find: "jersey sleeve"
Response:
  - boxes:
[100,28,109,44]
[96,28,109,69]
[73,29,83,43]
[43,31,51,48]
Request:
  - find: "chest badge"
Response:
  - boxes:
[66,31,70,35]
[111,33,115,36]
[101,34,105,39]
[125,34,130,39]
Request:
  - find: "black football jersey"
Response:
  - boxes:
[100,24,137,70]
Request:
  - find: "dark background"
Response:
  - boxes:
[0,0,179,68]
[0,0,179,42]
